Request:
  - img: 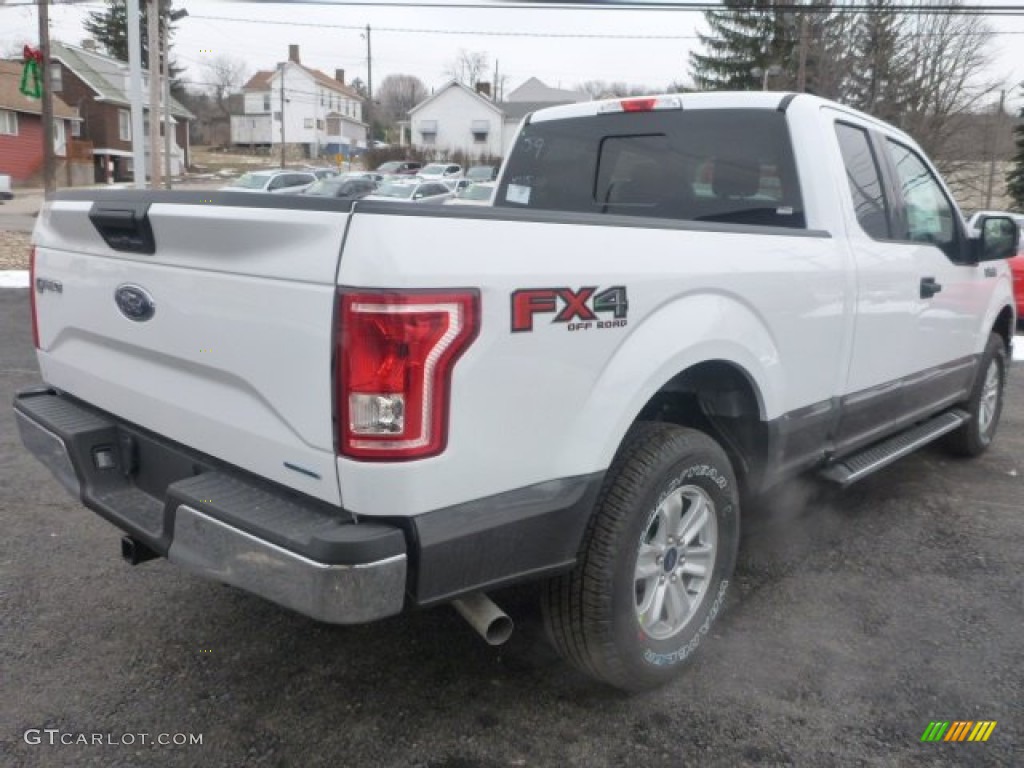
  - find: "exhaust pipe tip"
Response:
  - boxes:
[452,593,514,646]
[121,535,158,565]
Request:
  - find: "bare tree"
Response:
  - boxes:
[377,73,428,125]
[897,5,995,164]
[445,49,489,88]
[202,55,248,117]
[576,80,658,99]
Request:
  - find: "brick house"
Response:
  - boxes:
[50,41,193,183]
[0,60,79,184]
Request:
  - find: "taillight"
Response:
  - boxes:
[337,289,479,460]
[29,246,39,349]
[598,95,682,114]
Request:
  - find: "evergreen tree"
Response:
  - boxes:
[845,2,910,125]
[84,0,186,97]
[689,1,799,91]
[1007,119,1024,212]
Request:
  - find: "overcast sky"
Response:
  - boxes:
[2,0,1024,109]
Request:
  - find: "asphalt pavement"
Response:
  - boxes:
[0,286,1021,767]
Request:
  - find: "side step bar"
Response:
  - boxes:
[820,410,968,487]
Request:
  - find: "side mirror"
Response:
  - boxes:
[973,216,1020,262]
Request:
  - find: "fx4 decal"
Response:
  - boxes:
[511,286,628,332]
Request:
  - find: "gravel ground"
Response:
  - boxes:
[1,282,1021,767]
[0,230,31,270]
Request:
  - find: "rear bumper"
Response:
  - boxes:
[14,388,407,624]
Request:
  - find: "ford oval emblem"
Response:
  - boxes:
[114,284,156,322]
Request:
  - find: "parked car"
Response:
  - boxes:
[301,177,377,200]
[465,165,499,182]
[221,170,316,194]
[303,166,340,180]
[0,173,13,201]
[339,171,385,185]
[364,179,454,204]
[441,178,472,194]
[445,181,495,206]
[376,161,422,176]
[417,163,463,180]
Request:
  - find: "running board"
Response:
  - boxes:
[820,410,969,487]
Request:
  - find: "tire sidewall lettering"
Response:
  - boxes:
[625,454,737,673]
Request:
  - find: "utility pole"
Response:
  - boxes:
[985,89,1007,209]
[126,0,147,188]
[162,7,187,188]
[364,24,373,148]
[147,0,162,188]
[796,12,810,93]
[493,59,498,100]
[37,0,56,193]
[279,61,286,168]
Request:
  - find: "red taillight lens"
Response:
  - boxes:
[621,98,657,112]
[337,289,479,460]
[29,246,39,349]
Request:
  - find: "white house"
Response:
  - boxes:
[231,45,366,158]
[406,81,505,159]
[406,79,586,159]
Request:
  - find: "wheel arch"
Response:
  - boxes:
[555,293,783,497]
[632,360,771,497]
[992,303,1015,357]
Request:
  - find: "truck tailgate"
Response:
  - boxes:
[31,193,350,504]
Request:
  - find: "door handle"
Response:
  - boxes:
[920,277,942,299]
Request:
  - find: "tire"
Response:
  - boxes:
[944,333,1008,457]
[542,422,739,691]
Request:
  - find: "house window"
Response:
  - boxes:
[0,109,17,136]
[471,119,490,144]
[118,109,131,141]
[53,119,66,154]
[317,119,324,131]
[71,120,81,138]
[50,64,62,93]
[304,118,313,129]
[263,93,271,111]
[419,119,437,145]
[320,90,325,107]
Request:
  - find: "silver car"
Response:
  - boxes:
[364,179,455,204]
[221,170,317,194]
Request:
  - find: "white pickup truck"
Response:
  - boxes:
[15,92,1018,691]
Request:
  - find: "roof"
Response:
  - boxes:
[505,77,588,104]
[50,41,193,120]
[242,71,274,91]
[497,100,574,121]
[244,64,363,101]
[409,80,504,117]
[0,61,77,119]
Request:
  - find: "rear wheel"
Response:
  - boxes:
[542,422,739,691]
[945,333,1007,457]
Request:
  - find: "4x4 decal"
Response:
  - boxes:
[511,286,628,332]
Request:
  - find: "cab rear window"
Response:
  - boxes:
[496,108,805,229]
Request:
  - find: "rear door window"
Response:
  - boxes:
[834,122,890,239]
[496,108,805,229]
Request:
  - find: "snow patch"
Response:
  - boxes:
[0,270,29,288]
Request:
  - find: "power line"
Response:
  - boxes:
[6,0,1024,13]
